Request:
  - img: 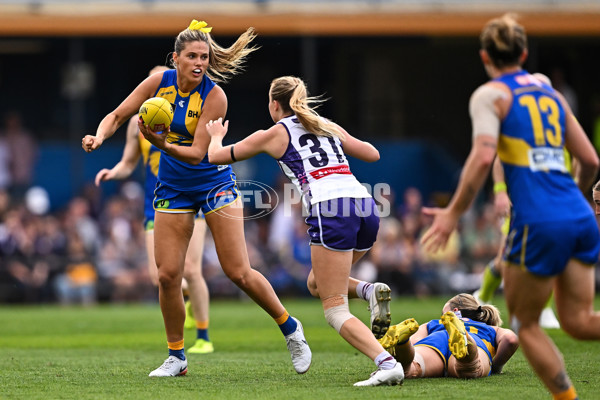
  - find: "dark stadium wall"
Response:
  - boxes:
[1,34,598,210]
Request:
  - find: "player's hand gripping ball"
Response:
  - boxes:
[139,97,174,132]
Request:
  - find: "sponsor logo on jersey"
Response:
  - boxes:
[528,147,567,172]
[155,199,170,209]
[309,165,351,180]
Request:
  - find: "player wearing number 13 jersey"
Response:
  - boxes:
[420,14,600,400]
[496,70,591,226]
[494,69,600,276]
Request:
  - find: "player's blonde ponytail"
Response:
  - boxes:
[270,76,344,140]
[447,293,503,326]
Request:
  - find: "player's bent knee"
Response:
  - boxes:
[223,267,252,287]
[182,267,202,282]
[157,270,181,288]
[323,295,353,333]
[306,276,318,298]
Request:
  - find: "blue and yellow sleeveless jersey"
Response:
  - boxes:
[425,318,497,360]
[495,70,593,224]
[153,69,233,191]
[139,132,160,222]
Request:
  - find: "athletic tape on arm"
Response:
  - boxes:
[469,85,506,140]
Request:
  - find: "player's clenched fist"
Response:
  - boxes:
[82,135,104,153]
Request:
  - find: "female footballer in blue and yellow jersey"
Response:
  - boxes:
[421,14,600,400]
[422,315,497,367]
[151,69,238,213]
[94,65,214,356]
[83,20,311,378]
[377,293,518,380]
[495,70,599,276]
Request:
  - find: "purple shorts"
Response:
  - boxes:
[305,197,380,251]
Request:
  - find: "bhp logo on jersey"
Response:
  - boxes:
[206,180,279,220]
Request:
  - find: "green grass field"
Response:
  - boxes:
[1,296,599,400]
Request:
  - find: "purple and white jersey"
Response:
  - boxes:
[276,115,371,210]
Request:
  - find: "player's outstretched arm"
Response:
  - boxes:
[83,72,162,153]
[421,134,496,253]
[206,117,288,164]
[334,124,380,163]
[95,116,143,185]
[491,327,519,374]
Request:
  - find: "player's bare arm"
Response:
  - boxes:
[206,119,288,164]
[421,135,496,253]
[491,327,519,374]
[82,73,162,152]
[95,116,143,186]
[334,124,380,163]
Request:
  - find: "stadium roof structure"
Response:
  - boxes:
[1,0,600,36]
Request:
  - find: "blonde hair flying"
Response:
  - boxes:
[269,76,343,140]
[173,20,258,83]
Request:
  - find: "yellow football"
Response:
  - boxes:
[139,97,174,132]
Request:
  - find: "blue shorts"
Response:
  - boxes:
[504,216,600,276]
[305,197,380,251]
[153,178,239,215]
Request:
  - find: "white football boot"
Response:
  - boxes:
[369,282,392,339]
[285,317,312,374]
[148,355,188,377]
[354,363,404,387]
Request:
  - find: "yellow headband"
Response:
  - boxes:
[188,19,212,33]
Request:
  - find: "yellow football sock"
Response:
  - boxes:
[479,262,502,303]
[196,320,209,330]
[168,339,184,351]
[553,385,577,400]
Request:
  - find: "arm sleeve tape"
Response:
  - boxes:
[469,85,506,140]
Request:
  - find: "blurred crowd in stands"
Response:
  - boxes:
[1,108,599,304]
[3,176,598,305]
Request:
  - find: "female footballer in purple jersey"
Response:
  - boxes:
[205,75,404,387]
[421,14,600,400]
[83,21,311,378]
